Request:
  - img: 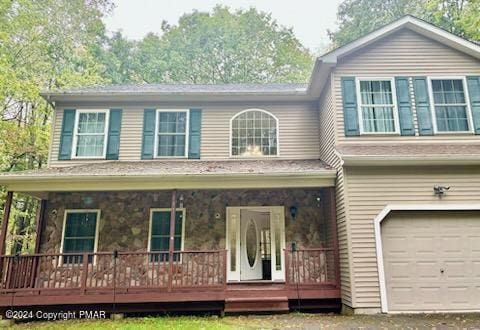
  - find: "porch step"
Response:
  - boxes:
[224,296,289,313]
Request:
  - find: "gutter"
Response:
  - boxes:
[0,171,338,193]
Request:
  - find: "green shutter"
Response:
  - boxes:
[467,76,480,134]
[188,109,202,159]
[106,109,122,160]
[413,77,433,135]
[341,77,359,136]
[395,77,415,136]
[58,109,76,160]
[141,109,156,159]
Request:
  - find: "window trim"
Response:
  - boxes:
[427,76,475,135]
[154,109,190,159]
[355,77,401,135]
[147,208,186,255]
[59,209,101,265]
[71,109,110,159]
[229,108,280,158]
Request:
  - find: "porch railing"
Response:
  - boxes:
[0,250,227,293]
[285,248,338,286]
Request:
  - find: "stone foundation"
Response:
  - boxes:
[41,189,329,254]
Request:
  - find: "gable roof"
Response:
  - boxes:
[307,15,480,97]
[320,15,480,64]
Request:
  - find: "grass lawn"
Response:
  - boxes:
[10,312,480,329]
[11,315,271,330]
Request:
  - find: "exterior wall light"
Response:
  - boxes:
[434,185,450,195]
[289,206,298,220]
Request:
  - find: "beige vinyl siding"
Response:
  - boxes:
[345,165,480,309]
[333,28,480,143]
[318,77,354,306]
[49,104,320,167]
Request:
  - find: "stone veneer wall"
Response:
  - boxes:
[40,189,328,254]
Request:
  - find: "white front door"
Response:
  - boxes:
[226,206,285,282]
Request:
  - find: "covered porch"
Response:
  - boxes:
[0,160,340,313]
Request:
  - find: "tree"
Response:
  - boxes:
[328,0,480,48]
[0,0,113,253]
[100,6,314,84]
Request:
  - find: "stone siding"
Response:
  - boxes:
[41,189,328,253]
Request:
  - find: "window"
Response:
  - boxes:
[61,211,99,264]
[149,209,184,262]
[156,110,189,157]
[231,109,278,157]
[73,110,109,158]
[430,78,471,133]
[357,79,398,133]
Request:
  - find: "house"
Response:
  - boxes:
[0,15,479,315]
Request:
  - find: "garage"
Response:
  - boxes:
[381,210,480,312]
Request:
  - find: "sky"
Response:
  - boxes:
[103,0,343,53]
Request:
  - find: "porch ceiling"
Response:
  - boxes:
[0,160,336,195]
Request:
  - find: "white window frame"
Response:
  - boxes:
[148,208,186,258]
[229,108,280,158]
[154,109,190,158]
[71,109,110,159]
[356,77,401,135]
[427,76,475,135]
[59,209,101,265]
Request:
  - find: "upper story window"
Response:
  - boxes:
[231,109,278,157]
[357,79,399,134]
[429,78,472,133]
[73,110,109,158]
[155,110,189,157]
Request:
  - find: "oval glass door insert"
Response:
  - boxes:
[246,219,257,267]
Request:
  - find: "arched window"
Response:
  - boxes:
[231,109,278,157]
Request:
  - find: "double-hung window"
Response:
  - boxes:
[149,209,184,262]
[73,110,109,158]
[61,210,99,264]
[430,78,472,133]
[156,110,189,157]
[357,79,398,134]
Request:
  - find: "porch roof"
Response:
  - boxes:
[337,143,480,165]
[0,160,336,196]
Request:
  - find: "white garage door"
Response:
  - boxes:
[382,211,480,312]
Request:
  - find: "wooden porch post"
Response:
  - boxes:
[0,191,13,256]
[33,200,47,254]
[30,199,47,288]
[328,187,341,289]
[168,189,177,291]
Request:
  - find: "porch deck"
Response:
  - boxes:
[0,248,340,312]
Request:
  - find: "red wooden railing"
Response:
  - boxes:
[285,248,338,286]
[0,247,339,295]
[0,250,227,293]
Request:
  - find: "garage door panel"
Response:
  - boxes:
[414,236,437,257]
[382,211,480,312]
[444,261,468,279]
[416,261,441,280]
[417,286,442,308]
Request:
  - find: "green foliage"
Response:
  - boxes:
[329,0,480,48]
[98,6,314,84]
[0,0,112,254]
